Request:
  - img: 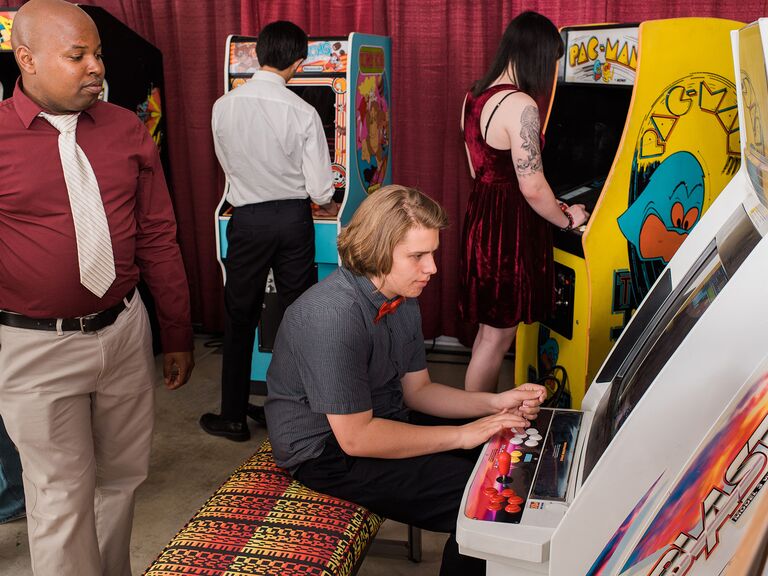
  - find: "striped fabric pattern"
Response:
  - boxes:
[143,440,384,576]
[39,112,116,297]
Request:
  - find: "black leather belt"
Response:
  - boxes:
[0,287,135,333]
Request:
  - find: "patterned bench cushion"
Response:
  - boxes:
[143,439,384,576]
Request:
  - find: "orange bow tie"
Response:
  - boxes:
[374,296,405,324]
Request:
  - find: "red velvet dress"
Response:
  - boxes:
[459,84,554,328]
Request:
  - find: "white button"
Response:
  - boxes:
[524,439,539,447]
[529,434,543,441]
[525,428,538,435]
[509,437,523,445]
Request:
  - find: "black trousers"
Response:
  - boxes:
[221,199,315,422]
[295,413,486,576]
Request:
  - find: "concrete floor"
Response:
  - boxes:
[0,334,513,576]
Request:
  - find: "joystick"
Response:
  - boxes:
[496,450,512,484]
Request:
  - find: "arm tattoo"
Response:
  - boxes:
[515,105,543,177]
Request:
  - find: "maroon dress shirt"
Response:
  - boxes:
[0,81,192,352]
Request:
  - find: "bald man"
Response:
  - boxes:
[0,1,193,574]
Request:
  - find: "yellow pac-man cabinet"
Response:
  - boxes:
[516,19,742,408]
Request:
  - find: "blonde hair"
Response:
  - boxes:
[338,184,448,277]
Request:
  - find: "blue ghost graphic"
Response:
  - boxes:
[618,151,704,264]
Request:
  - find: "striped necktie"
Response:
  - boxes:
[40,112,116,298]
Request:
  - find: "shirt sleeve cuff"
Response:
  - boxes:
[309,189,334,206]
[160,326,194,353]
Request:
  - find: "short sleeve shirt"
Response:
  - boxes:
[265,267,428,471]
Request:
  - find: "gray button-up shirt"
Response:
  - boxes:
[265,267,427,471]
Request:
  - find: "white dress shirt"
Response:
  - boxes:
[212,70,334,207]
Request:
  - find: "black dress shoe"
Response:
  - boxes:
[199,413,250,442]
[246,403,267,427]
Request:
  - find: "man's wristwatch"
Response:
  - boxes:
[559,203,574,231]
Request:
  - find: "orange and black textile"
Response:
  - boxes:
[143,440,384,576]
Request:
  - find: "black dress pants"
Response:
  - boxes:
[221,199,315,422]
[295,413,486,576]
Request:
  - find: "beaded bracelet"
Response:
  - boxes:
[559,202,574,231]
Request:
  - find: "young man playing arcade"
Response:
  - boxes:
[265,185,546,575]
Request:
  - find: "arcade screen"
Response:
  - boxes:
[583,245,727,476]
[610,252,727,433]
[287,84,343,203]
[288,85,336,159]
[584,209,762,477]
[543,83,632,211]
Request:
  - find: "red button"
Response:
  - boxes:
[501,488,516,497]
[488,501,503,511]
[490,494,507,504]
[483,487,498,496]
[505,504,522,514]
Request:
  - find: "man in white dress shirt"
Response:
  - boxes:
[203,20,338,441]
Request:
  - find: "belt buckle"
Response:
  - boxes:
[79,313,100,333]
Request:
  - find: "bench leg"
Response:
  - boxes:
[369,522,422,563]
[408,525,422,563]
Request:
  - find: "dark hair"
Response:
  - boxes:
[472,11,563,99]
[256,21,308,71]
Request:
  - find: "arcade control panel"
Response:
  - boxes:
[463,408,584,527]
[554,176,606,257]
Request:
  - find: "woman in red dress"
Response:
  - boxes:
[460,11,589,392]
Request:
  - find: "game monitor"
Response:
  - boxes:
[516,19,742,409]
[289,85,339,190]
[543,83,632,213]
[458,18,768,576]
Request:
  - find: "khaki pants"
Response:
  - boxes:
[0,292,155,576]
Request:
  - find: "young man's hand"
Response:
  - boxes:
[493,383,547,420]
[457,410,530,450]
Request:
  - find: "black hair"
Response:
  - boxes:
[472,11,564,99]
[256,20,308,71]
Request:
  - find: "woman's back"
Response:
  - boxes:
[459,83,554,328]
[463,84,522,184]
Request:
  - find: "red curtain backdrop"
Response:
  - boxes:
[8,1,767,338]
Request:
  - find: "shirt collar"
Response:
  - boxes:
[249,69,287,87]
[13,78,95,129]
[342,267,402,313]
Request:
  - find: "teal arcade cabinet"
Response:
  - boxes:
[214,33,393,385]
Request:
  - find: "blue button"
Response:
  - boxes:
[524,454,533,463]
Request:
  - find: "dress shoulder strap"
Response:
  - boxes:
[483,90,519,141]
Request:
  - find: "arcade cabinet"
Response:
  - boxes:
[458,18,768,575]
[0,5,167,353]
[515,19,742,408]
[214,34,392,384]
[0,9,16,100]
